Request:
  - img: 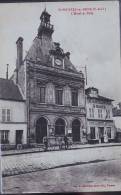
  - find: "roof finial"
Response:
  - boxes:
[44,0,47,12]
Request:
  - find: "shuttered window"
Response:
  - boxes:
[0,130,9,144]
[1,109,11,122]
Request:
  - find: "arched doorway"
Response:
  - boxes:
[36,117,47,143]
[55,118,65,136]
[72,119,80,142]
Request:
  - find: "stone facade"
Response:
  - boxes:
[21,9,87,144]
[26,61,86,143]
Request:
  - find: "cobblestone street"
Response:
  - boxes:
[2,145,121,177]
[2,156,121,193]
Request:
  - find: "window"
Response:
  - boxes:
[106,110,110,119]
[98,109,103,118]
[2,109,11,122]
[89,108,94,118]
[55,89,63,105]
[90,127,95,139]
[40,87,45,103]
[108,111,110,119]
[7,109,10,122]
[0,130,9,144]
[2,109,6,122]
[107,127,111,138]
[72,90,78,106]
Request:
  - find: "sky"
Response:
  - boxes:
[0,1,121,103]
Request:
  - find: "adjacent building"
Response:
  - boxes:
[86,87,116,144]
[0,78,27,148]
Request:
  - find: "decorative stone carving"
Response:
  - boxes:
[63,85,71,106]
[45,83,55,104]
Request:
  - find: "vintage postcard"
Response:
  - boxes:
[0,0,121,193]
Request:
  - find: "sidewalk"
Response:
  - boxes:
[2,142,121,156]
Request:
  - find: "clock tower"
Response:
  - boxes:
[38,8,54,39]
[49,42,65,69]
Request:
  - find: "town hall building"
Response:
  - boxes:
[12,9,87,144]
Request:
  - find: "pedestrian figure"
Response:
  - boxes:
[59,137,63,150]
[64,135,68,149]
[43,137,48,151]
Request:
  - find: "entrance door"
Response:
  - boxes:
[16,130,23,145]
[72,119,80,142]
[36,117,47,143]
[55,118,65,136]
[98,127,104,143]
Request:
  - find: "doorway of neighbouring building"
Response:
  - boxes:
[55,118,65,136]
[98,127,104,143]
[72,119,80,142]
[16,130,23,145]
[36,117,47,143]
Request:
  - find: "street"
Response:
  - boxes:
[2,146,121,193]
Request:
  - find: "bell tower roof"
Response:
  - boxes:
[38,9,54,38]
[40,8,51,23]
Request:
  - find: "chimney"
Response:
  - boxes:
[16,37,23,70]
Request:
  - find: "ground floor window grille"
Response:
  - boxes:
[107,127,111,138]
[90,127,95,139]
[0,130,9,144]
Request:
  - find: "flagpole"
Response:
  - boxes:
[85,65,87,86]
[80,65,88,86]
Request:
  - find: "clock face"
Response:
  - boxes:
[55,59,62,66]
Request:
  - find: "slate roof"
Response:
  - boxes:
[0,78,24,101]
[85,87,114,102]
[86,92,113,102]
[25,36,78,73]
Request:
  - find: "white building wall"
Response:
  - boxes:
[113,116,121,129]
[0,123,27,144]
[0,100,26,122]
[0,99,27,145]
[86,96,115,142]
[86,99,113,120]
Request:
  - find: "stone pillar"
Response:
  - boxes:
[45,83,55,104]
[104,127,108,143]
[63,85,71,106]
[78,88,85,107]
[29,79,35,102]
[80,129,83,143]
[96,127,99,140]
[36,86,40,102]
